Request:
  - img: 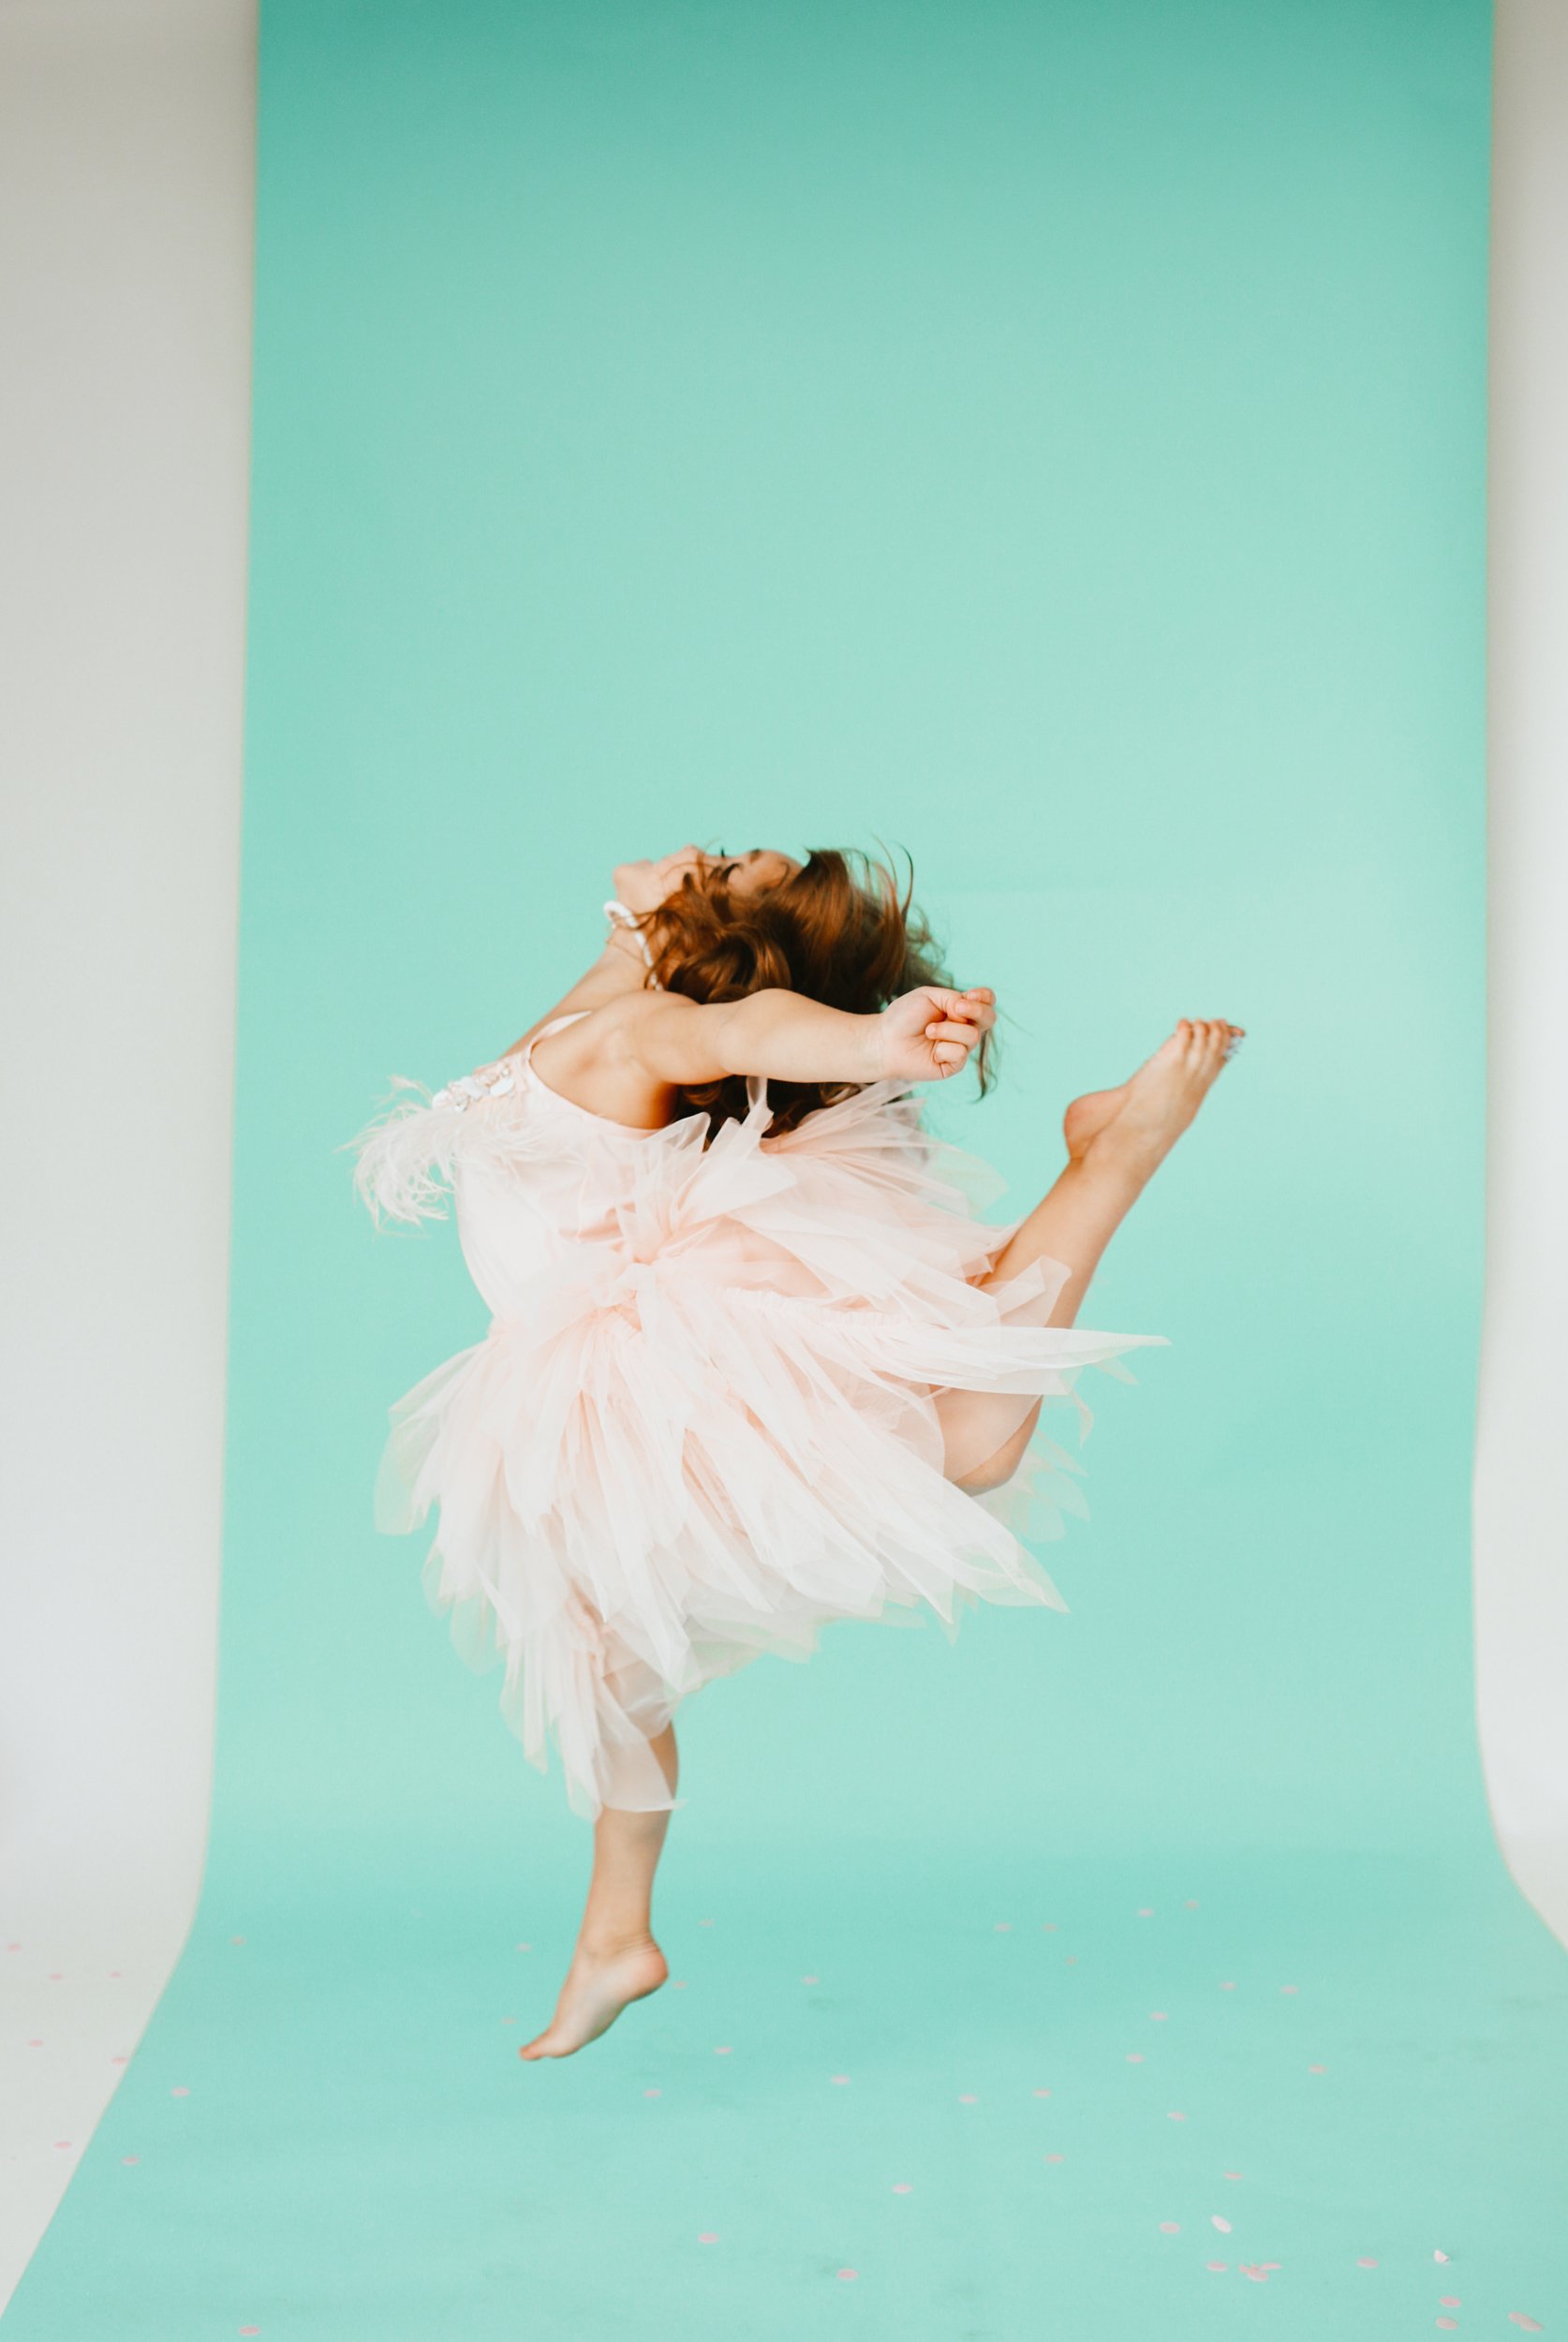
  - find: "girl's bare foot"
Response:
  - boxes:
[518,1933,668,2061]
[1078,1018,1243,1179]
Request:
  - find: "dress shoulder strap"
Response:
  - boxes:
[517,1009,591,1070]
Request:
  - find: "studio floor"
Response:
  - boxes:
[7,1836,1564,2339]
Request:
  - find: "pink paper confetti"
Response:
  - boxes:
[1242,2266,1267,2284]
[1220,1981,1236,1991]
[1280,1984,1298,1995]
[1308,2063,1326,2073]
[1185,1899,1200,1908]
[1150,2011,1168,2022]
[1064,1956,1078,1964]
[1032,2088,1052,2097]
[1125,2052,1145,2064]
[892,2183,911,2194]
[1434,2251,1451,2264]
[1206,2261,1227,2274]
[1223,2172,1244,2181]
[1159,2221,1180,2234]
[1437,2322,1457,2333]
[1508,2318,1544,2333]
[957,2093,978,2103]
[1137,1907,1154,1918]
[108,1970,123,1979]
[1041,1922,1058,1932]
[699,1919,714,1928]
[994,1922,1013,1932]
[26,2039,41,2049]
[121,2156,139,2166]
[1167,2111,1187,2122]
[672,1979,688,1990]
[170,2087,190,2098]
[515,1943,532,1952]
[500,2018,516,2026]
[643,2088,660,2097]
[697,2232,718,2245]
[1211,2216,1232,2233]
[48,1973,63,1982]
[241,2329,260,2336]
[1262,2262,1280,2272]
[713,2045,732,2056]
[1044,2153,1066,2163]
[1440,2299,1460,2310]
[801,1975,820,1984]
[230,1937,246,1947]
[53,2141,71,2151]
[6,1943,20,1952]
[1356,2258,1379,2269]
[831,2074,851,2086]
[111,2054,127,2065]
[836,2268,858,2282]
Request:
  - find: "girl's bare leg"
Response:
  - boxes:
[953,1018,1242,1493]
[519,1724,678,2061]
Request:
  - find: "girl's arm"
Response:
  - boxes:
[617,983,997,1088]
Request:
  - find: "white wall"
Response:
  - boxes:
[0,0,256,2301]
[1474,0,1568,1945]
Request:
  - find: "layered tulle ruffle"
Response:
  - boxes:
[354,1061,1162,1818]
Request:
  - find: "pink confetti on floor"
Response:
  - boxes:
[240,2328,260,2336]
[170,2087,191,2098]
[27,2038,41,2049]
[1220,1981,1236,1991]
[713,2045,732,2056]
[698,1919,714,1928]
[1308,2062,1326,2073]
[230,1936,246,1947]
[111,2054,127,2065]
[1041,1922,1058,1932]
[1437,2321,1457,2332]
[1356,2257,1379,2269]
[1159,2221,1180,2234]
[672,1980,688,1990]
[1044,2153,1066,2164]
[1508,2317,1544,2333]
[1223,2172,1243,2182]
[1241,2265,1268,2283]
[1440,2297,1460,2308]
[108,1970,123,1979]
[1064,1956,1078,1965]
[1211,2216,1232,2233]
[831,2075,851,2086]
[500,2017,516,2026]
[6,1942,20,1951]
[643,2088,660,2098]
[1434,2250,1451,2264]
[892,2183,912,2195]
[1032,2088,1052,2097]
[994,1921,1013,1932]
[515,1943,532,1953]
[1185,1899,1200,1908]
[1125,2053,1145,2064]
[121,2157,138,2166]
[1137,1907,1154,1918]
[52,2141,70,2151]
[48,1973,63,1982]
[1206,2261,1227,2274]
[836,2269,858,2282]
[1150,2010,1169,2022]
[1280,1984,1299,1995]
[697,2232,718,2246]
[800,1974,820,1985]
[1166,2110,1187,2121]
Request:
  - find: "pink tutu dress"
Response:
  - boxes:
[352,1012,1161,1817]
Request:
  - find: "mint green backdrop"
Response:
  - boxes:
[13,2,1567,2335]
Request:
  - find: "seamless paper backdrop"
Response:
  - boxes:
[13,3,1568,2336]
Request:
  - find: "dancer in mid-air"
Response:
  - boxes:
[353,845,1242,2059]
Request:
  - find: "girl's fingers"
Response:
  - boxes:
[922,1020,984,1048]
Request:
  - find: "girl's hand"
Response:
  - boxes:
[875,986,996,1082]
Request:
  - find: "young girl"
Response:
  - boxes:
[353,844,1241,2060]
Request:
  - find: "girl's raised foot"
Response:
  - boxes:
[1082,1018,1243,1178]
[518,1934,668,2061]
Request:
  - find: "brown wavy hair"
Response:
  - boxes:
[630,846,995,1138]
